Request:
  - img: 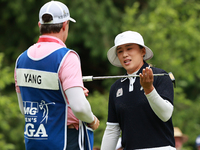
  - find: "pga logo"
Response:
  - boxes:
[23,101,48,138]
[24,123,48,138]
[23,100,55,139]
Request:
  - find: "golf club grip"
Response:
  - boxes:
[82,76,93,82]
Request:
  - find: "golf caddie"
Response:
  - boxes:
[14,1,99,150]
[101,31,176,150]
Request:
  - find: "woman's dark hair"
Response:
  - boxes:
[139,45,144,49]
[138,45,146,58]
[40,14,63,34]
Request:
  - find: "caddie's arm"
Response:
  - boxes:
[65,87,99,130]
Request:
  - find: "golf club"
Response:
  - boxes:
[83,72,175,83]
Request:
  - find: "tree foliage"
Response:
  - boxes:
[0,53,24,150]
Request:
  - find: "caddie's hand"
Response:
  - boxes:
[139,67,154,95]
[83,87,89,97]
[87,115,100,130]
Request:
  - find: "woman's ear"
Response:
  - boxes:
[142,47,146,57]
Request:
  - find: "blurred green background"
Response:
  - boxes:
[1,0,200,149]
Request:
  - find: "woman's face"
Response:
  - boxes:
[116,43,146,74]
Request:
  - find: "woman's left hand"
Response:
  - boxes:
[139,67,154,94]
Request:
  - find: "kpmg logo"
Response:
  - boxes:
[24,102,38,115]
[23,100,55,139]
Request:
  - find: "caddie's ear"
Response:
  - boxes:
[62,21,69,31]
[38,21,41,27]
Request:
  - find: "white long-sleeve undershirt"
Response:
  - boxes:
[65,87,94,123]
[146,88,173,122]
[17,93,24,115]
[17,86,94,123]
[100,123,121,150]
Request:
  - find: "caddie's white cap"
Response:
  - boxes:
[39,1,76,24]
[107,31,153,67]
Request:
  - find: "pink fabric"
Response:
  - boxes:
[15,35,84,130]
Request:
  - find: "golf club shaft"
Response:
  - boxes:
[82,73,169,82]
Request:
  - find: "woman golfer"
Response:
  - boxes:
[101,31,175,150]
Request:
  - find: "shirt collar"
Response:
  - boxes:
[121,61,150,82]
[37,35,66,47]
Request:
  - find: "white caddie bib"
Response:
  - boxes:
[16,68,59,90]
